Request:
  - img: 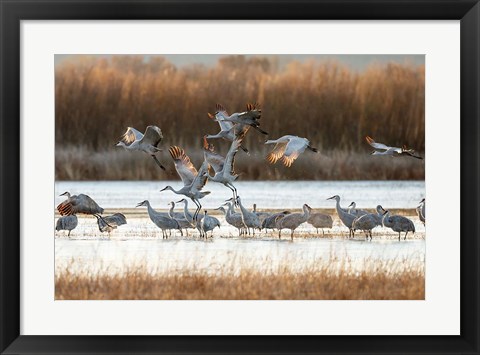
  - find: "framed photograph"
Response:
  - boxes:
[1,0,479,354]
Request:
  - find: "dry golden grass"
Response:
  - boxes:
[55,145,424,180]
[55,260,424,300]
[55,55,424,180]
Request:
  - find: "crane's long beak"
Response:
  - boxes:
[59,192,68,196]
[160,187,168,192]
[326,196,335,200]
[383,210,389,215]
[348,202,354,207]
[135,202,143,208]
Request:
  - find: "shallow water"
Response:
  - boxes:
[55,180,425,275]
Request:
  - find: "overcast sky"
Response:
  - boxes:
[55,54,424,71]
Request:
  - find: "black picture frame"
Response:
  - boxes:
[1,1,479,354]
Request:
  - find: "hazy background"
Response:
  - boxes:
[55,54,425,181]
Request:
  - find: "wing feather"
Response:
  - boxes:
[225,136,243,175]
[266,142,288,164]
[139,126,162,147]
[120,127,143,146]
[169,146,197,186]
[365,136,391,150]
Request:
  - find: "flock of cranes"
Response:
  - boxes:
[56,102,425,241]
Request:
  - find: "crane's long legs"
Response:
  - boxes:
[251,125,268,135]
[151,155,166,171]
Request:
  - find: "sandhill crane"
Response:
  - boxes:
[252,204,270,224]
[307,212,333,236]
[278,204,312,240]
[352,205,386,241]
[215,201,246,236]
[214,103,268,136]
[94,213,127,234]
[347,202,369,217]
[199,211,221,238]
[236,196,261,235]
[382,210,415,241]
[57,192,104,216]
[262,211,291,232]
[265,135,318,167]
[116,126,166,170]
[416,198,426,225]
[327,195,356,238]
[136,200,181,239]
[55,215,78,237]
[161,146,210,221]
[206,104,250,154]
[203,136,243,202]
[366,136,423,160]
[168,201,193,236]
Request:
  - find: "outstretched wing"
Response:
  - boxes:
[58,194,104,215]
[105,213,127,226]
[365,136,391,150]
[238,102,262,121]
[266,141,288,165]
[190,160,209,192]
[169,146,198,186]
[119,127,143,146]
[225,136,243,175]
[281,138,308,167]
[139,125,163,148]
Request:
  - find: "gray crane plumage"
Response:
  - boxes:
[214,103,268,136]
[204,135,243,202]
[136,200,181,239]
[55,215,78,237]
[57,192,104,216]
[278,204,312,240]
[347,202,369,217]
[116,125,166,170]
[382,210,415,241]
[206,104,250,154]
[216,202,246,236]
[236,196,262,235]
[262,211,291,231]
[94,213,127,233]
[416,198,426,225]
[199,211,221,238]
[161,146,210,221]
[352,205,386,240]
[327,195,357,238]
[307,212,333,235]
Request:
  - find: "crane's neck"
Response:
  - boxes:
[302,206,311,219]
[237,199,249,216]
[181,202,193,222]
[168,204,175,218]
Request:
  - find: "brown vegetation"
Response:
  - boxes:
[55,260,424,300]
[55,55,424,180]
[55,145,424,180]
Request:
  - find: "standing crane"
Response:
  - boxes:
[382,210,416,241]
[352,205,386,241]
[327,195,356,238]
[278,204,312,240]
[55,215,78,237]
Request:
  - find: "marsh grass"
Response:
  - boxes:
[55,257,424,300]
[55,55,424,181]
[55,145,424,180]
